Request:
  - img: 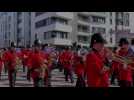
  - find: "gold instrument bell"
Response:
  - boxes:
[104,47,134,65]
[15,57,22,70]
[112,53,134,64]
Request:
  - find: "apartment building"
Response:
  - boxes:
[0,12,31,47]
[0,12,134,48]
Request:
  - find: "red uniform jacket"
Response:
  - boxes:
[28,50,47,79]
[5,50,19,70]
[86,49,109,87]
[59,51,65,66]
[73,53,85,77]
[20,49,31,67]
[62,50,73,70]
[0,57,3,72]
[3,51,9,63]
[117,49,132,82]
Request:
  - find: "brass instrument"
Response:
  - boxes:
[15,57,22,70]
[0,50,3,58]
[104,47,134,65]
[34,59,48,78]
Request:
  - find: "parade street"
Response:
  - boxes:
[0,68,77,87]
[0,67,119,87]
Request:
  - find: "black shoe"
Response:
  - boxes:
[71,80,74,83]
[65,79,68,82]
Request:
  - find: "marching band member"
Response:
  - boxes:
[62,46,74,83]
[28,40,48,87]
[117,38,133,87]
[86,33,110,87]
[3,48,9,74]
[5,42,20,87]
[26,47,33,81]
[130,39,134,86]
[20,47,27,72]
[0,49,4,80]
[111,47,120,85]
[73,47,86,87]
[58,50,64,72]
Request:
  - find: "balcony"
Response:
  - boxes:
[34,12,73,22]
[77,18,90,26]
[39,22,72,33]
[44,38,72,46]
[89,12,106,17]
[78,12,89,16]
[55,12,74,20]
[78,31,90,36]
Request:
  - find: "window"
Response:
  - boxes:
[78,36,88,43]
[92,16,105,24]
[51,17,68,25]
[44,32,47,40]
[35,17,69,28]
[92,27,105,34]
[8,24,10,30]
[59,31,68,39]
[126,13,129,20]
[35,34,37,39]
[110,37,113,43]
[51,32,56,38]
[17,19,22,24]
[78,14,89,22]
[44,31,69,40]
[78,25,89,33]
[125,20,129,26]
[8,32,10,38]
[35,19,47,28]
[17,12,22,16]
[125,13,129,26]
[8,16,11,21]
[116,19,123,25]
[17,28,22,33]
[110,19,112,24]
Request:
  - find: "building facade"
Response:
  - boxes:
[31,12,117,47]
[0,12,31,47]
[31,12,73,47]
[0,12,134,48]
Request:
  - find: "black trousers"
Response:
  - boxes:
[8,69,17,87]
[27,69,31,81]
[33,77,44,87]
[119,80,132,87]
[64,68,74,83]
[23,65,26,72]
[76,75,85,87]
[132,72,134,86]
[4,64,8,74]
[44,69,51,87]
[57,62,63,72]
[111,71,119,85]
